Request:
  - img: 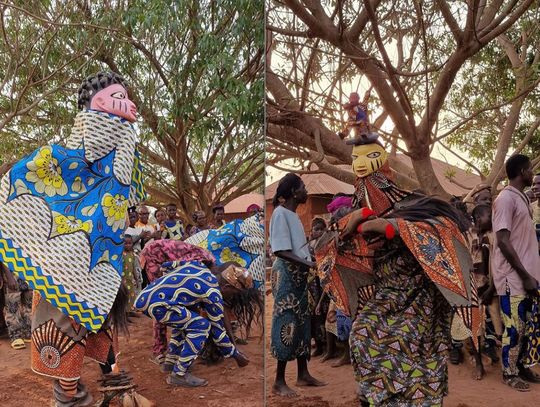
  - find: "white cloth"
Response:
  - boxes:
[269,205,310,260]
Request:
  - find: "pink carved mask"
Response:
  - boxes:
[90,84,137,122]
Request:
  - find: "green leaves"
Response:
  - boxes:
[0,0,264,215]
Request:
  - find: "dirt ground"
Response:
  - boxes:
[0,317,264,407]
[265,292,540,407]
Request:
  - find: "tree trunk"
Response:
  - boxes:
[411,155,451,198]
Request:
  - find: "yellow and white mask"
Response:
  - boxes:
[351,143,388,178]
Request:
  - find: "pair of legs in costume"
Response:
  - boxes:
[147,303,240,387]
[30,292,148,407]
[4,278,31,349]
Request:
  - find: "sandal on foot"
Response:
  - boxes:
[503,375,530,392]
[166,372,208,387]
[11,338,25,350]
[149,354,165,365]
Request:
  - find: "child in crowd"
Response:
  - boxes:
[0,262,31,350]
[162,203,185,240]
[122,235,143,309]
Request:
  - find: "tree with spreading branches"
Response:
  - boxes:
[267,0,539,197]
[0,0,264,219]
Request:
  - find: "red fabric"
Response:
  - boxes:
[152,321,168,356]
[354,162,396,215]
[360,207,375,219]
[385,223,395,240]
[140,240,215,280]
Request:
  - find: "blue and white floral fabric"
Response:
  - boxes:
[185,214,265,290]
[0,110,145,332]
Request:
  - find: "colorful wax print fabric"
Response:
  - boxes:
[30,291,118,380]
[270,258,311,361]
[315,215,477,341]
[500,294,532,375]
[523,290,540,368]
[134,261,236,374]
[4,278,32,341]
[122,251,142,308]
[186,215,265,289]
[351,239,451,406]
[0,110,145,332]
[352,163,409,215]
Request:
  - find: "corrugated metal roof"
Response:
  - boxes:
[265,154,482,199]
[393,154,480,196]
[265,172,355,199]
[224,192,264,214]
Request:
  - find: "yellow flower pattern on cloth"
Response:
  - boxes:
[25,146,68,197]
[102,193,128,232]
[219,247,247,267]
[51,212,93,237]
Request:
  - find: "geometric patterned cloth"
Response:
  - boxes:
[134,261,237,375]
[185,215,265,290]
[0,110,145,332]
[500,294,531,376]
[350,238,452,406]
[30,291,118,380]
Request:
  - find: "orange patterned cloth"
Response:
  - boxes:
[30,291,118,380]
[398,217,480,346]
[315,215,479,341]
[314,214,380,316]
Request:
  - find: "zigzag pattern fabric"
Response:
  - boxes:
[0,110,144,332]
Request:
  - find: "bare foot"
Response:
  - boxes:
[272,382,298,397]
[331,356,351,368]
[296,375,327,387]
[472,363,484,380]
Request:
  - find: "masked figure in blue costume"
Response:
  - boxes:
[0,72,147,406]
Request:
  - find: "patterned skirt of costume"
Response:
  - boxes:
[122,252,141,308]
[30,292,118,380]
[523,290,540,368]
[270,258,310,361]
[336,310,352,342]
[307,268,322,313]
[350,240,451,406]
